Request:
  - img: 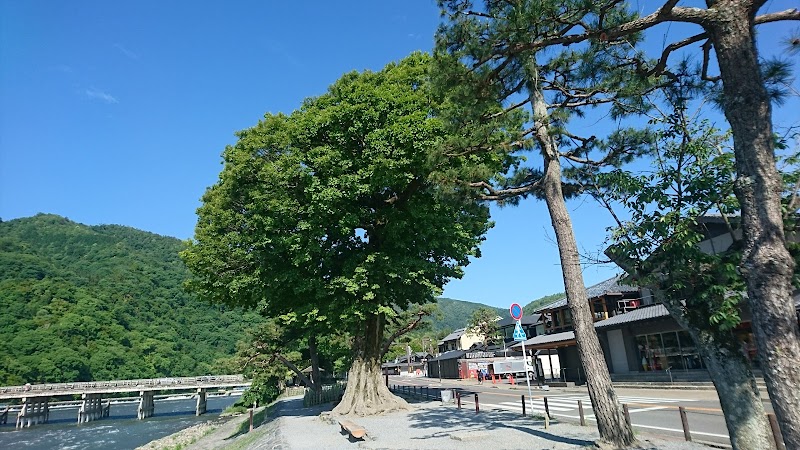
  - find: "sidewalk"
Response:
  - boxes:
[414,376,728,402]
[247,395,714,450]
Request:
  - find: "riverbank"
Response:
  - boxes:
[159,395,719,450]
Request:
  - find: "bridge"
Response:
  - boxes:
[0,375,251,428]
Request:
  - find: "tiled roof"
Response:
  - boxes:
[438,328,466,344]
[594,304,670,328]
[496,314,541,328]
[429,349,467,361]
[510,331,576,349]
[535,275,638,313]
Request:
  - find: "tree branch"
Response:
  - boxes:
[701,39,721,82]
[647,32,707,77]
[380,310,430,358]
[754,8,800,25]
[274,353,316,389]
[469,179,543,200]
[509,1,709,54]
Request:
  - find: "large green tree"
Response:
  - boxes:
[182,53,493,416]
[468,307,500,346]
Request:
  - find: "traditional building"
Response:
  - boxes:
[437,327,483,353]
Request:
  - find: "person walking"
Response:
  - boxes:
[477,369,484,384]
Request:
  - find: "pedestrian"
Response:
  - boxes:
[477,369,483,384]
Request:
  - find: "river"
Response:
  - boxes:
[0,393,242,449]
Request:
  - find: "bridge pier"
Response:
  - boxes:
[196,388,207,416]
[78,393,108,423]
[16,397,49,428]
[137,391,154,420]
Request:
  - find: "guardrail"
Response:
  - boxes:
[0,375,248,395]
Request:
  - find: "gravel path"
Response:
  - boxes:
[145,395,720,449]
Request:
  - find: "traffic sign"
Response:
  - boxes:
[513,322,526,341]
[510,303,523,320]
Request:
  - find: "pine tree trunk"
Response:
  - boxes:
[531,87,636,448]
[699,333,774,450]
[333,312,410,416]
[705,3,800,448]
[654,291,774,450]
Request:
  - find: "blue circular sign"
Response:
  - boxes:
[510,303,523,320]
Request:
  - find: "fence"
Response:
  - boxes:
[282,386,306,397]
[302,382,346,407]
[388,384,446,402]
[434,386,787,450]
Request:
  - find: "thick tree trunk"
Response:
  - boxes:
[333,312,410,416]
[531,87,636,447]
[309,335,322,392]
[699,333,774,450]
[706,3,800,448]
[652,290,774,450]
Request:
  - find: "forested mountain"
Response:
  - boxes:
[0,214,262,385]
[0,214,498,385]
[433,298,505,331]
[523,292,564,314]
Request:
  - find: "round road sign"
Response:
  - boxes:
[510,303,523,320]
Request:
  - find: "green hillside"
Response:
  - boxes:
[0,214,261,385]
[433,298,505,331]
[0,214,504,385]
[523,292,564,314]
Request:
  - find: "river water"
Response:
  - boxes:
[0,393,241,449]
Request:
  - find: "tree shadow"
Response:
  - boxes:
[404,405,595,447]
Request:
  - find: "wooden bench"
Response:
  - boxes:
[338,419,368,440]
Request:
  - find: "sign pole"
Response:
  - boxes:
[509,303,535,417]
[519,319,534,416]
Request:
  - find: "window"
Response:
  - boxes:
[636,331,705,372]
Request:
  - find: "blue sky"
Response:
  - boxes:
[1,1,798,309]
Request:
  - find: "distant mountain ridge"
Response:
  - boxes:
[433,298,505,331]
[0,214,502,384]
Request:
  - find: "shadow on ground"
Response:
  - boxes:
[402,402,595,447]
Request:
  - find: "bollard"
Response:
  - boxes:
[679,406,691,442]
[543,397,551,420]
[578,400,586,426]
[521,395,526,416]
[475,393,479,413]
[457,391,462,409]
[623,404,631,427]
[767,413,786,450]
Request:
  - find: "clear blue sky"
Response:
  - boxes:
[2,1,798,309]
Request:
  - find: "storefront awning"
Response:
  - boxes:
[510,331,576,350]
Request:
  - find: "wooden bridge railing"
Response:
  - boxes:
[0,374,248,396]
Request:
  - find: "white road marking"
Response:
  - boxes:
[627,406,668,413]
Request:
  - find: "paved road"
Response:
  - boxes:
[388,375,747,447]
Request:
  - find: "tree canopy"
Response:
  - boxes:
[182,52,497,415]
